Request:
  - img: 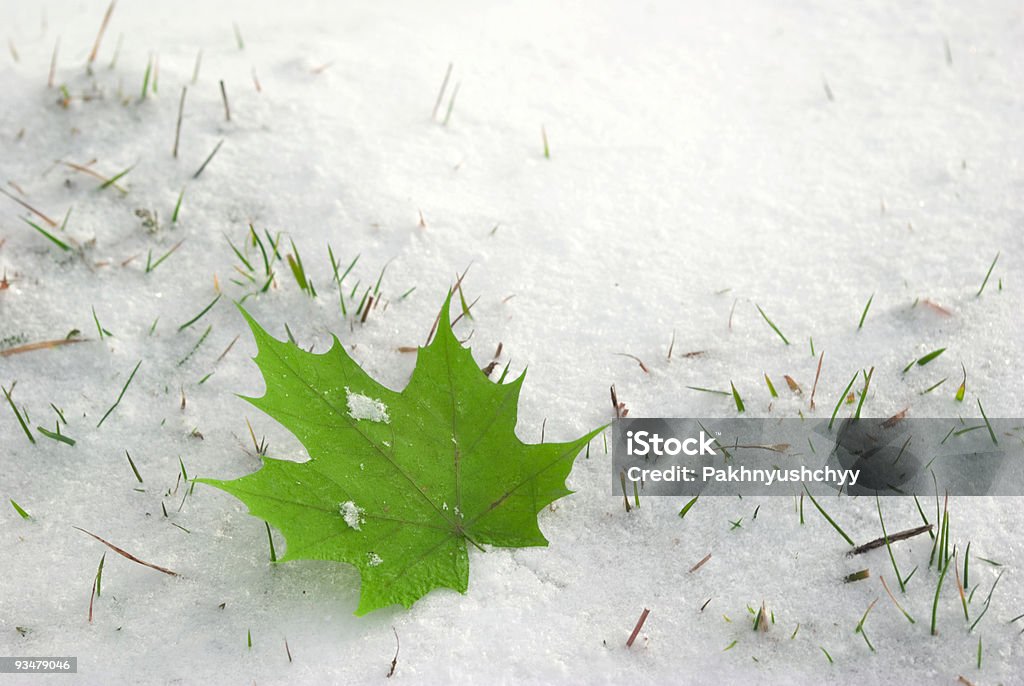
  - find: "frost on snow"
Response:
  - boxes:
[340,501,365,530]
[345,386,390,423]
[367,552,383,567]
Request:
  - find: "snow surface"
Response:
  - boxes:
[340,501,365,532]
[345,387,391,424]
[1,0,1023,684]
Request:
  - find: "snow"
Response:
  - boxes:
[345,387,391,424]
[1,0,1023,684]
[340,501,365,531]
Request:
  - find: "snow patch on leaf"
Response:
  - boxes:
[345,387,390,423]
[339,501,365,530]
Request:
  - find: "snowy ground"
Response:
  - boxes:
[2,0,1023,683]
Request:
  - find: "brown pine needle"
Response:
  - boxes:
[1,338,87,357]
[689,553,712,573]
[880,575,915,623]
[0,187,58,226]
[61,161,128,193]
[87,0,117,65]
[615,353,649,374]
[921,299,953,317]
[73,526,178,576]
[809,351,824,410]
[626,608,650,648]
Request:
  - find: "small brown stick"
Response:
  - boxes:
[87,0,117,66]
[173,86,187,158]
[1,338,87,357]
[386,627,399,677]
[809,351,823,411]
[689,553,712,573]
[667,330,675,360]
[219,80,231,122]
[848,524,933,556]
[285,638,293,663]
[251,66,262,93]
[48,37,60,88]
[626,608,650,648]
[73,527,179,576]
[0,187,57,226]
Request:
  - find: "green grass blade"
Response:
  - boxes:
[21,217,71,251]
[828,372,859,431]
[10,499,31,519]
[764,373,778,398]
[730,381,745,413]
[857,293,874,330]
[178,294,221,332]
[755,303,790,345]
[976,252,999,296]
[678,495,699,519]
[803,486,854,546]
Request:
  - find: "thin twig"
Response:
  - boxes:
[849,524,933,556]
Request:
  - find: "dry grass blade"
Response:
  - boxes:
[0,187,58,226]
[626,608,650,648]
[689,553,712,573]
[87,1,117,65]
[73,526,178,576]
[1,338,87,357]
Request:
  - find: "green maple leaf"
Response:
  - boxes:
[197,295,600,615]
